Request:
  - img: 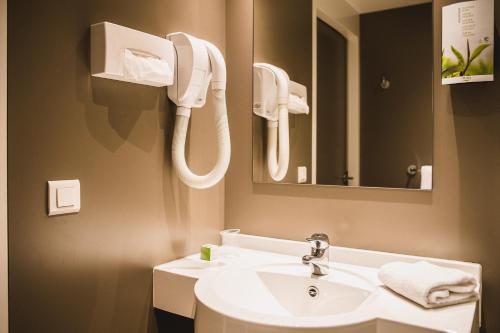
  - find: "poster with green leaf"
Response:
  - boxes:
[442,0,494,84]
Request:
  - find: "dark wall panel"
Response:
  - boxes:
[317,19,348,185]
[360,4,433,188]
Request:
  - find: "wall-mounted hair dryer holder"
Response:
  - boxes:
[91,22,230,189]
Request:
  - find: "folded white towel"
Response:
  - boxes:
[378,261,479,308]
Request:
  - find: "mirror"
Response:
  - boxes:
[252,0,434,190]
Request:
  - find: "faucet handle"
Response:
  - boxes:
[306,233,330,252]
[306,233,329,242]
[306,233,329,246]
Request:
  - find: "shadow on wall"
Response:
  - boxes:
[76,25,194,250]
[81,29,194,257]
[90,77,163,152]
[74,26,195,332]
[450,24,500,333]
[76,28,166,153]
[162,99,194,256]
[76,26,194,257]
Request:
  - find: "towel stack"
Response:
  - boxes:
[378,261,479,308]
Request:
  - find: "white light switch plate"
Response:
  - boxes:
[48,180,80,216]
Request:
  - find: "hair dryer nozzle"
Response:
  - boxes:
[167,32,211,109]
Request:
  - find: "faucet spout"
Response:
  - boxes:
[302,255,331,275]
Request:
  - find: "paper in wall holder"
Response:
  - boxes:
[91,22,175,87]
[442,0,494,85]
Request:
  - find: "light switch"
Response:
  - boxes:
[48,180,80,216]
[56,187,75,208]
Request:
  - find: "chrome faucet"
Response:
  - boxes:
[302,233,331,276]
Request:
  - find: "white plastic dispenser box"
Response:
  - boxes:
[90,22,174,87]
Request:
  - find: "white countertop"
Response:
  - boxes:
[153,233,481,333]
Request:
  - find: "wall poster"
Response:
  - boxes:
[442,0,494,84]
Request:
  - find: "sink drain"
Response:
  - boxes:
[307,286,319,298]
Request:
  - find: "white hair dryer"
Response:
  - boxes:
[167,33,230,189]
[253,63,290,182]
[90,23,230,189]
[253,63,309,182]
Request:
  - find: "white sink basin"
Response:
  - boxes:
[254,264,373,317]
[200,263,374,319]
[194,262,380,331]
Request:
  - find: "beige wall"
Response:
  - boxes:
[8,0,224,332]
[0,0,7,332]
[226,0,500,332]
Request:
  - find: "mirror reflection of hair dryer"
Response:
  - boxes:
[252,63,309,182]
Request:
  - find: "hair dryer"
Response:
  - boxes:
[253,63,290,182]
[167,33,230,189]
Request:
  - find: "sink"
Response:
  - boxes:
[254,265,373,317]
[194,262,377,332]
[154,233,481,333]
[209,263,373,317]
